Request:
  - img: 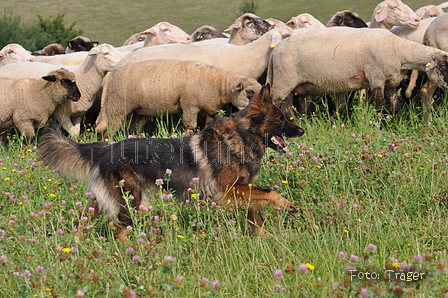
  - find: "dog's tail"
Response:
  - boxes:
[38,122,109,181]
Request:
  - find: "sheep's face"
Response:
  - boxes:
[375,0,420,28]
[227,13,274,44]
[66,36,99,53]
[0,44,34,65]
[231,83,251,109]
[426,55,448,90]
[88,44,124,73]
[42,69,81,102]
[327,11,368,28]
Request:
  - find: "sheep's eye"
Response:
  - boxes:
[282,34,290,39]
[7,49,14,55]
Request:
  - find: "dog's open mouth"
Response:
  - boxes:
[270,135,288,153]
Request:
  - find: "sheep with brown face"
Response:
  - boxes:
[0,68,80,149]
[32,44,66,56]
[191,25,228,42]
[326,10,368,28]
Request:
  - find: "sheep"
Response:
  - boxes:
[286,13,326,29]
[267,27,448,114]
[0,44,34,66]
[225,13,274,45]
[419,13,448,121]
[34,51,90,66]
[96,59,262,137]
[369,0,420,29]
[0,68,80,149]
[114,25,295,81]
[191,25,228,42]
[142,22,192,47]
[65,36,99,53]
[122,32,147,46]
[415,2,448,19]
[32,44,66,56]
[0,44,124,135]
[326,10,368,28]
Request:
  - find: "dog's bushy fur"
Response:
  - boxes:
[38,85,304,238]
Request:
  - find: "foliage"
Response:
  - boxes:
[238,0,258,15]
[0,11,82,52]
[1,99,448,296]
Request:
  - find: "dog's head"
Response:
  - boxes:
[238,84,305,153]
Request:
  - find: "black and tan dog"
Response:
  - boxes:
[38,85,304,239]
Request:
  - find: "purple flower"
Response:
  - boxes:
[192,177,199,183]
[273,269,283,279]
[338,251,347,261]
[350,254,359,262]
[155,179,164,186]
[366,243,377,253]
[212,280,220,290]
[274,284,285,292]
[165,255,176,262]
[359,288,370,298]
[0,255,8,263]
[413,254,423,262]
[132,255,141,262]
[298,263,309,273]
[200,277,209,287]
[165,169,172,174]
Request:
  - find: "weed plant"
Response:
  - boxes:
[1,99,448,297]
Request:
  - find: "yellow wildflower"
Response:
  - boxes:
[306,263,315,270]
[343,229,349,234]
[49,193,56,198]
[392,262,399,268]
[4,177,10,181]
[61,248,71,253]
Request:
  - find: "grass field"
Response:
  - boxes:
[1,0,438,46]
[1,99,448,297]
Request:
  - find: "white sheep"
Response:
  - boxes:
[142,22,192,47]
[266,18,286,28]
[225,13,274,45]
[0,44,34,66]
[96,59,262,137]
[0,44,124,135]
[415,2,448,19]
[33,51,89,66]
[0,68,80,149]
[267,27,448,113]
[286,13,326,29]
[369,0,420,29]
[420,13,448,121]
[114,25,295,81]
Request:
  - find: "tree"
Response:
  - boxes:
[238,0,258,15]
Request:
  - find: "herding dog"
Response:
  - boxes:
[38,85,305,239]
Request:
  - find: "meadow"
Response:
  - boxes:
[1,98,448,297]
[1,0,438,46]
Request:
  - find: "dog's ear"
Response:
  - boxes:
[258,84,272,109]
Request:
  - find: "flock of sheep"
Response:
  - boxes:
[1,0,448,149]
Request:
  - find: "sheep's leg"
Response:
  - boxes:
[280,93,296,119]
[335,93,347,116]
[372,87,386,112]
[181,106,200,130]
[53,105,76,136]
[70,116,83,135]
[405,70,420,98]
[420,81,438,122]
[14,121,35,144]
[385,87,400,114]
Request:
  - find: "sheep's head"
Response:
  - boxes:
[327,10,368,28]
[426,55,448,90]
[88,44,124,73]
[142,22,192,47]
[226,13,274,44]
[191,25,228,42]
[372,0,420,29]
[66,36,98,53]
[286,13,326,29]
[0,43,34,66]
[42,68,81,102]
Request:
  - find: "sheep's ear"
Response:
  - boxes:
[439,1,448,9]
[42,75,57,82]
[374,4,388,22]
[225,17,243,31]
[232,82,244,92]
[0,52,4,59]
[88,46,100,56]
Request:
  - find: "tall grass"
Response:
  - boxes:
[1,99,448,297]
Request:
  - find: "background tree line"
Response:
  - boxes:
[0,11,83,51]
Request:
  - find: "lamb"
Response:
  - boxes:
[0,44,124,135]
[34,51,90,66]
[225,13,273,45]
[369,0,420,29]
[96,59,262,137]
[65,36,99,53]
[0,68,80,149]
[420,13,448,120]
[191,25,228,42]
[286,13,326,29]
[415,2,448,19]
[326,10,368,28]
[0,44,34,66]
[114,25,295,81]
[267,27,448,113]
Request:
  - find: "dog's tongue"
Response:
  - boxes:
[271,135,288,150]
